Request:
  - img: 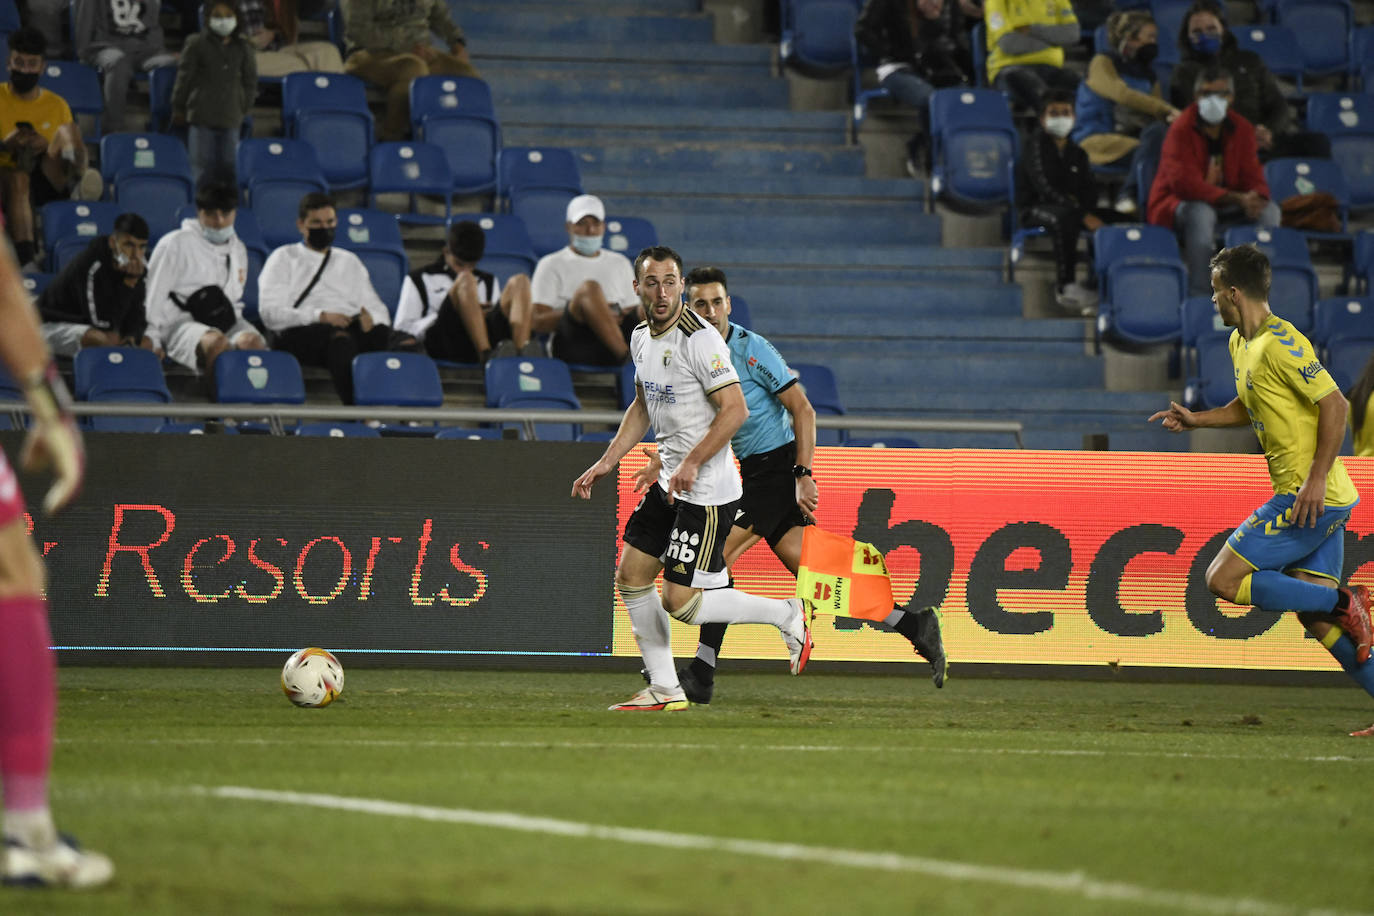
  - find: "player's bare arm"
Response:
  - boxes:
[669,382,747,499]
[1293,389,1349,528]
[1148,398,1248,432]
[572,389,650,499]
[777,383,818,519]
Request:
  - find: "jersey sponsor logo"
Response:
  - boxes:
[709,354,731,378]
[642,379,676,404]
[672,562,687,575]
[746,354,781,388]
[1298,360,1325,383]
[665,529,700,566]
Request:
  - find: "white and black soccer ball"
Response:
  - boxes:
[281,648,345,708]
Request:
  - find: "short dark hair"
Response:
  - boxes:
[8,27,45,58]
[1193,63,1233,97]
[633,245,684,279]
[297,191,335,221]
[685,266,728,295]
[1210,243,1270,300]
[1039,88,1075,114]
[446,220,485,263]
[113,213,149,240]
[195,177,239,213]
[1176,0,1227,54]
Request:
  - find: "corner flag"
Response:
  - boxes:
[796,527,894,621]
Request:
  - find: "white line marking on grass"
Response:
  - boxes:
[63,736,1366,763]
[198,785,1362,916]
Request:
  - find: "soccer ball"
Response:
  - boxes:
[281,648,345,708]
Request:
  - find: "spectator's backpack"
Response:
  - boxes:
[171,285,236,332]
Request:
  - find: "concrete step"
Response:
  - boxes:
[677,243,1002,272]
[728,282,1022,319]
[780,348,1104,395]
[497,104,843,136]
[774,333,1086,357]
[846,389,1167,414]
[762,315,1086,345]
[464,0,702,14]
[585,173,924,203]
[725,265,1001,286]
[637,209,939,246]
[487,73,788,109]
[567,143,865,178]
[472,38,772,68]
[596,195,917,224]
[458,8,716,43]
[474,57,768,80]
[502,122,845,147]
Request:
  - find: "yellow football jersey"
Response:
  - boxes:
[0,84,73,171]
[985,0,1077,80]
[1356,392,1374,457]
[1229,315,1358,506]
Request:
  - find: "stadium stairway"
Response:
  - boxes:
[460,0,1183,451]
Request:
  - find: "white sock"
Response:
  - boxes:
[3,807,56,847]
[883,609,904,627]
[695,589,795,629]
[618,583,678,689]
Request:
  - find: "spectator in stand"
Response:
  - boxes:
[342,0,478,142]
[1018,89,1112,314]
[1169,0,1329,161]
[237,0,344,77]
[531,194,640,367]
[37,213,157,356]
[395,220,539,365]
[1148,64,1279,296]
[983,0,1080,114]
[258,191,420,404]
[172,0,256,186]
[855,0,972,177]
[145,177,267,379]
[0,28,99,269]
[1074,10,1179,215]
[74,0,179,135]
[1351,353,1374,458]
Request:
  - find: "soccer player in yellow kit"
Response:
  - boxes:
[1151,243,1374,735]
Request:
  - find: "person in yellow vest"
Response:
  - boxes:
[1349,351,1374,458]
[0,28,98,268]
[984,0,1080,113]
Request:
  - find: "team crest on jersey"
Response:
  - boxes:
[1245,369,1253,390]
[662,348,672,367]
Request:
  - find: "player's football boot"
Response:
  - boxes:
[909,606,948,689]
[609,685,688,712]
[1336,585,1373,665]
[783,598,815,676]
[1349,723,1374,738]
[638,666,714,705]
[2,833,114,889]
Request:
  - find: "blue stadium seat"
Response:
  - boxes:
[484,355,581,440]
[101,134,194,242]
[845,437,920,448]
[295,422,381,438]
[1305,94,1374,212]
[434,427,504,440]
[781,0,860,75]
[1274,0,1352,79]
[467,212,538,283]
[40,200,122,272]
[1221,226,1317,332]
[283,72,373,191]
[73,346,170,431]
[498,146,582,256]
[1313,297,1372,350]
[1231,25,1306,97]
[1264,158,1350,240]
[727,292,752,330]
[20,271,52,302]
[351,248,407,320]
[146,64,177,133]
[238,139,330,248]
[849,28,891,140]
[213,350,305,405]
[1093,225,1187,345]
[0,0,20,33]
[352,352,443,408]
[1353,230,1374,293]
[928,88,1018,217]
[791,362,845,445]
[368,142,453,225]
[603,216,657,259]
[1149,0,1192,66]
[1180,296,1233,410]
[1326,335,1374,391]
[39,60,102,141]
[1354,26,1374,88]
[332,208,407,318]
[616,361,636,409]
[410,76,500,196]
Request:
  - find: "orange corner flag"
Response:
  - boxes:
[796,527,894,621]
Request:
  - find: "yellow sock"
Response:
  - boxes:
[1235,574,1252,606]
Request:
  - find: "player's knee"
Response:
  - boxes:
[1204,565,1239,602]
[662,591,700,623]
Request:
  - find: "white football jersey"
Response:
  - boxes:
[631,306,742,506]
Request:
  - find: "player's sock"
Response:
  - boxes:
[617,583,678,689]
[692,624,726,679]
[692,588,794,629]
[0,596,56,845]
[1244,571,1341,614]
[1317,628,1374,699]
[887,606,923,645]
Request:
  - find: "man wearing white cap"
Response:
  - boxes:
[531,194,640,365]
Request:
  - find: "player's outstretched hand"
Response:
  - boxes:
[632,447,660,493]
[20,366,85,515]
[572,459,612,500]
[1147,401,1196,432]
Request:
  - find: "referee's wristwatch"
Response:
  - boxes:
[792,465,813,479]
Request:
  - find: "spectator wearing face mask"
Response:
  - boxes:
[1073,10,1179,215]
[530,194,640,367]
[38,212,158,356]
[984,0,1080,114]
[172,0,257,186]
[1017,89,1115,313]
[1169,0,1328,161]
[1148,64,1279,296]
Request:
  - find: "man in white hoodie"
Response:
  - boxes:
[257,191,418,404]
[144,177,266,378]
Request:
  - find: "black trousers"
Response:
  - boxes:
[274,320,419,404]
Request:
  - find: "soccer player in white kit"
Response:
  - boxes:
[572,246,814,711]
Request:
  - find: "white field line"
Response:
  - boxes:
[59,735,1367,763]
[197,785,1363,916]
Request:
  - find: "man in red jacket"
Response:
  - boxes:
[1147,63,1279,295]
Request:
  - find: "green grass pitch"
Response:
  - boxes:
[10,666,1374,915]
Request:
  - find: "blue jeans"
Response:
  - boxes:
[188,125,239,188]
[880,69,935,112]
[1110,120,1167,203]
[1174,198,1281,295]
